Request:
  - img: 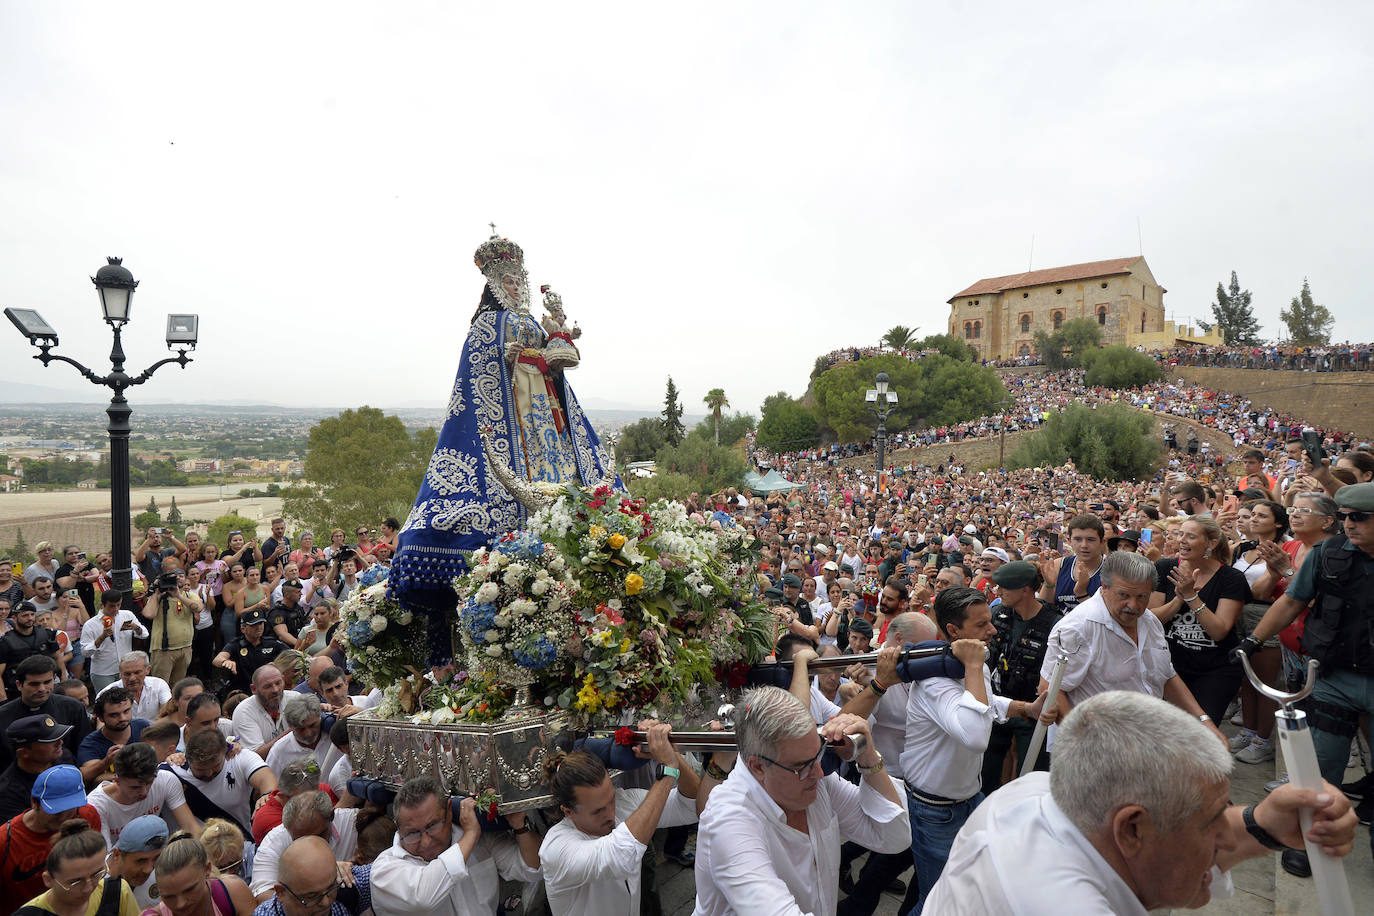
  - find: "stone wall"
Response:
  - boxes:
[1169,367,1374,440]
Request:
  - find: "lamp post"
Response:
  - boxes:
[865,370,898,493]
[5,257,199,608]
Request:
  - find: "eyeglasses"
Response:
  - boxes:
[53,866,107,891]
[755,744,826,781]
[1289,507,1323,516]
[279,877,340,909]
[399,814,449,847]
[1338,510,1372,523]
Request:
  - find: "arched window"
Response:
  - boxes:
[1097,306,1108,326]
[1019,314,1031,333]
[963,322,972,339]
[973,320,982,339]
[1053,311,1064,330]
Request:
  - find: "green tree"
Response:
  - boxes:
[703,388,730,445]
[1082,345,1165,389]
[756,396,820,453]
[881,325,919,350]
[653,437,748,495]
[207,513,261,551]
[167,497,183,526]
[133,510,162,532]
[1279,278,1334,345]
[1033,318,1102,369]
[281,406,438,537]
[626,472,697,503]
[1007,405,1160,480]
[661,377,685,446]
[8,529,34,567]
[1211,271,1261,345]
[615,416,668,464]
[912,333,972,361]
[146,497,159,515]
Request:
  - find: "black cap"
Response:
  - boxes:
[848,618,875,638]
[282,578,303,590]
[991,561,1039,590]
[763,585,784,601]
[780,574,802,589]
[1108,529,1142,551]
[241,608,268,626]
[8,714,73,746]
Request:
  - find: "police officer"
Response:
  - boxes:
[211,608,288,696]
[981,561,1060,791]
[779,574,814,625]
[1242,481,1374,869]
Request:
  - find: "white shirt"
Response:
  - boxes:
[250,808,358,896]
[370,823,540,916]
[231,694,285,750]
[691,764,910,916]
[1043,590,1177,706]
[541,785,697,916]
[869,681,912,782]
[176,719,234,753]
[79,611,148,676]
[88,769,189,847]
[166,750,270,836]
[326,754,352,796]
[264,728,332,777]
[96,676,171,721]
[900,663,1009,800]
[808,682,842,725]
[923,772,1233,914]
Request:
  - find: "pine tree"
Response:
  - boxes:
[11,528,33,567]
[1210,271,1262,345]
[1279,278,1334,345]
[661,377,685,446]
[145,496,159,515]
[167,496,183,526]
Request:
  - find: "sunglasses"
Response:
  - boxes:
[1337,510,1371,523]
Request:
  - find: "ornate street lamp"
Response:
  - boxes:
[4,257,198,607]
[865,370,898,491]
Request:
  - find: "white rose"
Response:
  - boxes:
[495,613,510,627]
[370,616,388,633]
[398,612,413,626]
[495,553,510,567]
[356,606,371,619]
[484,629,501,642]
[431,707,456,725]
[476,582,500,604]
[485,645,503,657]
[530,580,549,596]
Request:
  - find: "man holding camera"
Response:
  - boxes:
[142,569,200,684]
[80,590,147,693]
[0,603,64,700]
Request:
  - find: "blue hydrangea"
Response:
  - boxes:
[495,531,545,560]
[347,619,375,647]
[512,635,557,671]
[360,564,390,587]
[462,601,498,643]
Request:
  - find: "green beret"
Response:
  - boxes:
[992,560,1039,589]
[1335,482,1374,512]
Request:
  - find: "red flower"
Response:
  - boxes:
[594,485,613,498]
[588,499,605,509]
[613,726,637,747]
[723,661,750,688]
[488,800,500,820]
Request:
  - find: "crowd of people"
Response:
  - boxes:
[1155,342,1374,372]
[3,366,1374,915]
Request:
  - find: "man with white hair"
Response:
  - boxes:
[250,788,358,902]
[1036,551,1227,748]
[692,685,909,916]
[924,691,1358,913]
[264,693,333,778]
[94,651,171,721]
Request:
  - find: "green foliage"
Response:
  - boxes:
[912,333,972,361]
[882,325,919,350]
[1007,405,1160,481]
[1279,278,1333,345]
[703,388,730,445]
[615,417,667,464]
[207,513,261,552]
[167,497,183,526]
[809,353,1004,443]
[626,472,697,503]
[688,411,754,448]
[756,396,820,452]
[146,497,159,514]
[281,406,437,537]
[6,529,34,567]
[1033,318,1102,369]
[653,436,748,496]
[811,355,829,379]
[1211,271,1261,345]
[661,377,686,446]
[1082,345,1164,389]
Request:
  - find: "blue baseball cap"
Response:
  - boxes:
[32,764,87,814]
[116,815,169,852]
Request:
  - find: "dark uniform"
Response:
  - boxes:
[0,695,91,773]
[219,634,288,696]
[982,562,1061,791]
[267,600,307,645]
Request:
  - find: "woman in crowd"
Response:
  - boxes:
[219,563,248,644]
[1334,449,1374,483]
[288,531,323,577]
[198,819,247,885]
[139,833,255,916]
[1150,515,1250,722]
[376,517,400,554]
[232,565,269,626]
[323,528,348,561]
[295,602,334,656]
[23,820,141,916]
[53,589,88,682]
[194,544,227,644]
[1276,491,1340,688]
[156,677,205,729]
[183,567,215,681]
[1229,500,1292,763]
[24,541,60,594]
[218,531,260,573]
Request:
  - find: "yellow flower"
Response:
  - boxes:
[575,674,603,712]
[619,637,632,653]
[625,573,644,595]
[589,525,606,540]
[607,533,626,549]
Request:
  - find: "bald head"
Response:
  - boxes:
[306,655,333,685]
[278,835,335,890]
[884,611,939,647]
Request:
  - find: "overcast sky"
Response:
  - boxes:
[1,1,1369,419]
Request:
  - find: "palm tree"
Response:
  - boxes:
[703,388,730,445]
[882,325,919,351]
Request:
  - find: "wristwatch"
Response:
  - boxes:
[856,751,885,775]
[657,764,681,782]
[1242,804,1289,851]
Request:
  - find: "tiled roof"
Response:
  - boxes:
[948,257,1141,302]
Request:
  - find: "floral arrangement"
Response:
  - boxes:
[414,668,514,725]
[451,530,580,687]
[336,583,430,712]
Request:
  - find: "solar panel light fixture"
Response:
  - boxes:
[4,307,58,344]
[165,314,199,349]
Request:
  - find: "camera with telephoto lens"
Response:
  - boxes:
[155,571,180,593]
